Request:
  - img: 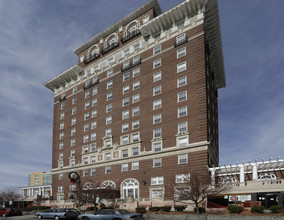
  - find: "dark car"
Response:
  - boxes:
[35,208,80,220]
[0,208,22,217]
[78,209,144,220]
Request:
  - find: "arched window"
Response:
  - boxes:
[122,179,139,199]
[89,45,99,56]
[83,182,96,190]
[258,173,277,181]
[221,176,237,184]
[101,181,116,189]
[124,22,140,37]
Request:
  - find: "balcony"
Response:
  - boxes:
[101,42,119,55]
[83,78,99,90]
[121,30,141,43]
[121,58,141,72]
[174,36,188,47]
[83,53,99,65]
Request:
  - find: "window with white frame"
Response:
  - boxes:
[177,76,187,87]
[177,20,184,29]
[121,135,129,145]
[92,98,97,107]
[71,139,75,146]
[70,150,75,157]
[123,72,130,81]
[106,116,112,125]
[153,158,162,167]
[122,163,128,172]
[122,149,128,158]
[178,91,187,102]
[85,91,90,99]
[106,103,112,113]
[72,107,77,115]
[132,120,139,130]
[153,128,162,139]
[83,135,89,143]
[151,176,164,185]
[107,68,113,77]
[124,48,130,57]
[58,186,64,192]
[106,92,112,101]
[59,142,64,149]
[105,153,111,161]
[178,154,188,164]
[132,106,140,116]
[58,195,64,201]
[122,123,129,132]
[83,169,89,176]
[132,93,140,103]
[133,43,140,51]
[153,58,161,69]
[178,121,188,133]
[105,166,111,174]
[91,110,97,118]
[122,110,129,119]
[131,132,140,142]
[105,128,111,136]
[153,113,162,124]
[84,124,89,132]
[123,85,130,94]
[59,132,64,140]
[133,55,140,65]
[60,103,65,110]
[92,87,98,95]
[132,147,139,156]
[153,142,162,152]
[153,99,162,110]
[91,156,96,164]
[71,118,76,125]
[133,68,140,77]
[91,132,96,141]
[85,101,90,109]
[176,33,186,44]
[153,85,162,96]
[178,136,188,147]
[133,81,140,90]
[91,168,96,176]
[178,106,188,117]
[153,45,161,55]
[132,161,139,170]
[177,61,187,73]
[58,161,63,168]
[60,112,65,120]
[59,152,63,159]
[70,159,75,167]
[123,60,130,69]
[90,143,96,152]
[84,112,90,120]
[73,86,77,94]
[106,80,113,89]
[83,157,88,165]
[122,97,130,107]
[72,97,77,105]
[151,189,164,199]
[176,174,190,183]
[83,145,88,153]
[177,47,186,58]
[105,139,112,148]
[60,122,64,130]
[91,121,97,129]
[153,71,162,82]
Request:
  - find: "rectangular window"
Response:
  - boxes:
[91,132,96,141]
[153,85,162,96]
[133,81,140,90]
[92,87,98,95]
[59,153,63,159]
[106,92,112,101]
[121,135,129,145]
[153,45,161,55]
[131,132,140,142]
[60,122,64,130]
[83,146,89,154]
[72,107,77,115]
[73,86,77,94]
[71,118,76,125]
[178,121,188,133]
[83,135,89,143]
[122,97,130,107]
[132,106,140,116]
[178,91,187,102]
[106,80,113,89]
[153,158,162,167]
[105,128,111,136]
[122,123,129,132]
[153,71,162,82]
[132,147,139,156]
[106,116,112,125]
[123,85,130,94]
[178,137,188,147]
[105,166,111,174]
[177,47,186,58]
[122,149,128,158]
[177,20,184,29]
[153,99,162,110]
[92,98,97,107]
[105,153,111,161]
[91,121,97,129]
[71,139,75,146]
[177,61,187,73]
[153,142,162,152]
[122,110,129,119]
[132,120,140,130]
[59,142,64,149]
[153,128,162,139]
[106,103,112,113]
[153,58,161,69]
[83,169,89,176]
[83,157,88,165]
[72,97,77,105]
[178,106,188,117]
[60,112,65,120]
[85,101,90,109]
[58,186,64,192]
[123,72,130,81]
[91,156,96,164]
[84,112,90,121]
[124,48,130,57]
[176,33,186,44]
[177,76,187,87]
[60,103,65,110]
[84,124,89,132]
[85,90,90,99]
[107,68,113,77]
[123,60,130,69]
[91,168,96,176]
[153,113,162,124]
[178,154,188,164]
[132,68,140,78]
[105,139,112,148]
[91,110,97,118]
[134,43,140,51]
[132,93,140,103]
[132,161,139,170]
[133,55,140,65]
[176,174,190,183]
[90,143,96,152]
[59,132,64,140]
[122,163,128,172]
[70,149,75,156]
[151,176,164,185]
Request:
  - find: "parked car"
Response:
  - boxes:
[35,208,80,220]
[78,209,144,220]
[0,208,22,217]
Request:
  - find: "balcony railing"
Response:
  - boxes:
[83,53,100,65]
[174,36,188,47]
[101,42,119,55]
[121,58,141,72]
[83,79,99,90]
[121,30,141,43]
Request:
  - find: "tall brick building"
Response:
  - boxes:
[44,0,225,206]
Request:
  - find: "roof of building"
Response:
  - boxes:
[73,0,162,55]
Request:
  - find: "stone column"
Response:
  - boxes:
[240,165,245,186]
[211,169,215,187]
[252,164,258,180]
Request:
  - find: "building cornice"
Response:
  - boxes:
[73,0,162,55]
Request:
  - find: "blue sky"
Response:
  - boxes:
[0,0,283,191]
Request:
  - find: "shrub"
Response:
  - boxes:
[194,207,206,213]
[270,205,284,213]
[149,207,160,212]
[174,205,186,212]
[227,205,243,213]
[136,207,147,213]
[160,206,171,212]
[251,205,264,213]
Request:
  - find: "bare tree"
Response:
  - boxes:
[174,173,229,213]
[0,187,20,207]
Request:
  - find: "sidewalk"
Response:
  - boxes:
[0,215,36,220]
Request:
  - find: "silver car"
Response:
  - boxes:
[78,209,144,220]
[36,208,80,220]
